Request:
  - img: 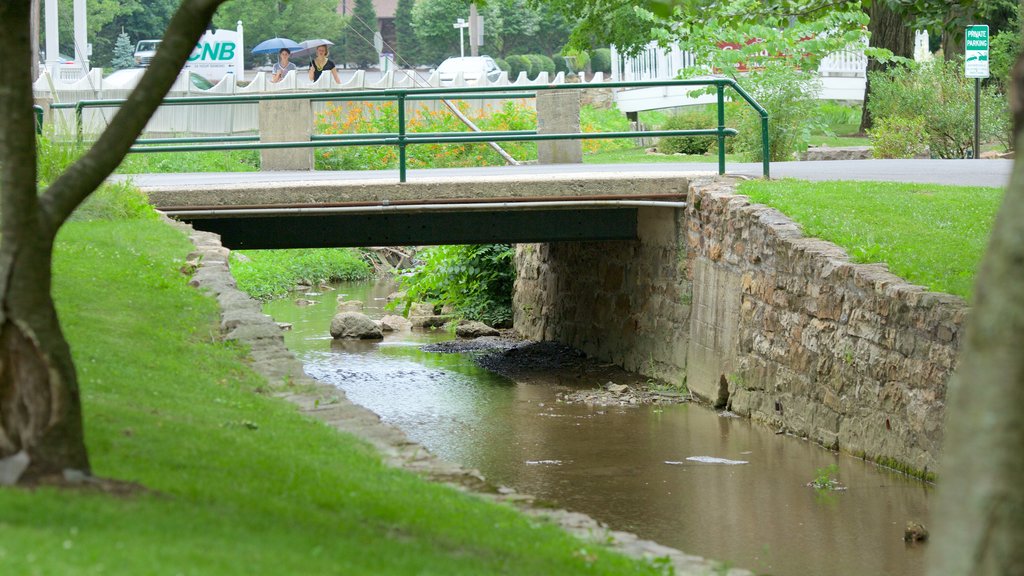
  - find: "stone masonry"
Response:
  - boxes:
[515,178,965,477]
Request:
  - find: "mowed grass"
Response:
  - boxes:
[738,179,1005,301]
[0,219,662,576]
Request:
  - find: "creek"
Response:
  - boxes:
[264,279,931,576]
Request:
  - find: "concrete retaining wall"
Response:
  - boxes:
[515,178,964,476]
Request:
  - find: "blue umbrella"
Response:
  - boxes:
[251,37,302,55]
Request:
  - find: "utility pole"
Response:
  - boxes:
[30,0,40,81]
[468,3,479,57]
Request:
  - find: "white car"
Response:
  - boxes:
[436,56,502,85]
[134,39,161,67]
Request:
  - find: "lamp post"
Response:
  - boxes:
[453,18,469,58]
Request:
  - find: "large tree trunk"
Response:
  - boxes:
[0,0,227,485]
[0,0,89,482]
[858,1,915,134]
[927,50,1024,574]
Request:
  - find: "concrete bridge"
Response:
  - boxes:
[132,160,998,480]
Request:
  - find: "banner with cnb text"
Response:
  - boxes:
[186,23,245,82]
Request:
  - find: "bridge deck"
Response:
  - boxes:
[122,160,1010,249]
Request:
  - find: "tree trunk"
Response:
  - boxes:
[858,1,915,134]
[0,0,89,482]
[927,51,1024,574]
[941,5,967,62]
[1,0,227,485]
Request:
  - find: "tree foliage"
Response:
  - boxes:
[394,0,420,65]
[345,0,380,68]
[211,0,344,68]
[111,30,135,70]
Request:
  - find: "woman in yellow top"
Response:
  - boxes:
[308,45,341,83]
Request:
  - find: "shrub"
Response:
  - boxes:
[394,244,515,326]
[494,57,510,72]
[867,58,1008,158]
[657,108,717,155]
[732,64,824,162]
[868,116,929,159]
[505,55,531,79]
[555,48,590,74]
[590,48,611,74]
[525,54,554,78]
[990,13,1022,89]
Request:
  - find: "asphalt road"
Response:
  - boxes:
[118,159,1013,190]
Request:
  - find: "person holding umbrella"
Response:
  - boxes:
[270,48,296,82]
[308,44,341,83]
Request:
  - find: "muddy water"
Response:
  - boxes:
[265,280,931,576]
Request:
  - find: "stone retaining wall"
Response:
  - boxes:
[515,178,965,476]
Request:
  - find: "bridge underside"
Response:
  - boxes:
[179,207,640,249]
[143,172,694,249]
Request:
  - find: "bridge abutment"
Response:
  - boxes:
[515,178,962,478]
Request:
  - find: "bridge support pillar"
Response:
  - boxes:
[537,89,582,164]
[259,98,313,171]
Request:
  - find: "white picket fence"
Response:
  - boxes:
[610,30,932,105]
[35,68,605,138]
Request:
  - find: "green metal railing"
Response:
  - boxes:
[53,78,770,181]
[33,105,44,135]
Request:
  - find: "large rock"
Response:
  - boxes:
[456,321,500,338]
[801,146,872,161]
[330,312,383,340]
[380,315,412,332]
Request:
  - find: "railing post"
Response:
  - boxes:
[75,102,83,143]
[33,105,44,135]
[259,96,313,170]
[397,92,407,183]
[716,83,725,175]
[537,89,582,164]
[761,115,770,179]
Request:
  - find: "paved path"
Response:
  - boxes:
[119,159,1013,190]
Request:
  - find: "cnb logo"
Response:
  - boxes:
[189,42,237,62]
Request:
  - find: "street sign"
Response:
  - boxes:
[965,24,989,78]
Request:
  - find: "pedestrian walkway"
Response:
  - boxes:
[118,159,1013,190]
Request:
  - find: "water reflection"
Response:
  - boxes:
[264,280,931,576]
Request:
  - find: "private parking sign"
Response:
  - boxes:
[965,25,989,78]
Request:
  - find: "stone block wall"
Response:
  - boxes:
[513,178,964,477]
[514,207,691,384]
[685,180,965,476]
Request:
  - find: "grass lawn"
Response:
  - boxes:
[0,217,663,575]
[738,179,1005,301]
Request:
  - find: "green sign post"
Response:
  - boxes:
[966,24,989,159]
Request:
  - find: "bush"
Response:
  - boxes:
[867,58,1008,158]
[590,48,611,74]
[505,55,531,79]
[868,116,929,158]
[990,14,1022,89]
[394,244,515,326]
[525,54,554,78]
[657,109,717,155]
[494,57,510,72]
[554,49,590,74]
[732,64,823,162]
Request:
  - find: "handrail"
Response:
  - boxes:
[64,78,770,180]
[33,105,44,135]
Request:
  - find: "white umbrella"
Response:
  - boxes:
[292,39,335,60]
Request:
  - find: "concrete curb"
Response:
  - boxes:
[176,219,752,576]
